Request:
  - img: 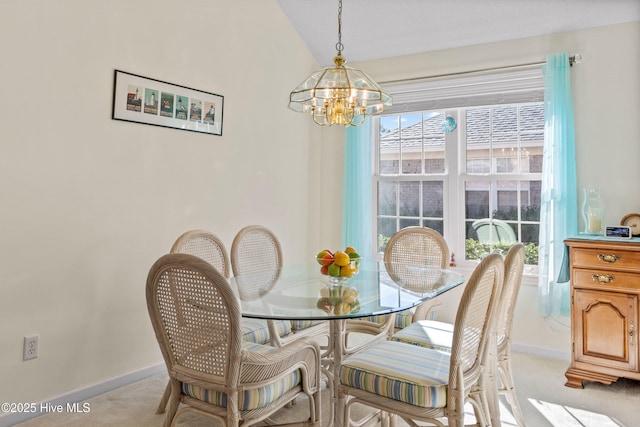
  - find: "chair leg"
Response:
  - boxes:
[446,390,467,427]
[164,380,181,427]
[156,381,171,414]
[498,358,526,427]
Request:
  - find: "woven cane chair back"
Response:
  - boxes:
[170,229,230,278]
[384,226,449,301]
[384,226,449,269]
[496,243,525,352]
[449,253,504,393]
[147,253,242,387]
[231,225,282,295]
[231,225,282,275]
[385,226,449,320]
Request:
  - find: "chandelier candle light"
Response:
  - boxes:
[288,0,392,126]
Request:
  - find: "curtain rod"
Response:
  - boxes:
[380,54,582,86]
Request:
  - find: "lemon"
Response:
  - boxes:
[340,264,356,277]
[333,251,350,267]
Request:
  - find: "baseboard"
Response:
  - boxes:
[0,363,165,427]
[512,341,571,362]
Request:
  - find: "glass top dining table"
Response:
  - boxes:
[229,259,466,427]
[229,259,465,321]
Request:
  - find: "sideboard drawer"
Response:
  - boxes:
[572,247,640,272]
[573,268,640,291]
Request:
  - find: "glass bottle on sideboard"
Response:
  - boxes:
[581,188,604,235]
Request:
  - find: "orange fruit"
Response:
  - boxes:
[333,251,350,267]
[319,253,334,266]
[316,250,329,264]
[344,246,357,254]
[317,250,334,265]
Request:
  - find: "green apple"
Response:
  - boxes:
[328,263,341,277]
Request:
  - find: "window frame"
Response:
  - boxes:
[372,103,543,275]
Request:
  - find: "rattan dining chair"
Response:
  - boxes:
[231,225,329,348]
[339,253,504,427]
[344,226,449,354]
[493,243,527,425]
[156,229,285,415]
[147,253,322,427]
[391,243,526,425]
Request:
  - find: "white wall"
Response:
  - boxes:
[0,0,333,406]
[339,21,640,358]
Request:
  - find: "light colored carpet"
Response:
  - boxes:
[13,351,640,427]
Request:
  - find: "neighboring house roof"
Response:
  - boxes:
[380,104,544,152]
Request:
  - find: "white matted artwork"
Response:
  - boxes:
[112,69,223,136]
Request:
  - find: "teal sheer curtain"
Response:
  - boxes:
[342,120,373,257]
[538,52,578,320]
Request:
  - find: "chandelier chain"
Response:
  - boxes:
[335,0,344,54]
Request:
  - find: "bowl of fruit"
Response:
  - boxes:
[316,285,361,315]
[316,247,361,286]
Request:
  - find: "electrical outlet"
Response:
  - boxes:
[23,335,39,361]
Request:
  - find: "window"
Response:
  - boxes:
[373,68,545,269]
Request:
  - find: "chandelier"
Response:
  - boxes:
[288,0,392,126]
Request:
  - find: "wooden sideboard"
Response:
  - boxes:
[564,237,640,388]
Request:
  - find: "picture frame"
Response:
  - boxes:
[112,70,223,136]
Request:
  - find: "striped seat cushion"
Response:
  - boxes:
[290,319,325,331]
[183,342,301,410]
[242,318,292,344]
[391,320,454,353]
[363,314,390,325]
[339,340,450,408]
[363,309,415,330]
[395,310,414,329]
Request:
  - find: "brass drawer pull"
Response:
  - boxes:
[597,253,620,263]
[631,322,635,346]
[591,274,615,284]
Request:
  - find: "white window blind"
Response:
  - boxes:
[381,67,544,113]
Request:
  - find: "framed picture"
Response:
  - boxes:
[112,70,223,136]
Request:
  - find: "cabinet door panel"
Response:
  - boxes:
[573,290,637,371]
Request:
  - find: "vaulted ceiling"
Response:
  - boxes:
[277,0,640,66]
